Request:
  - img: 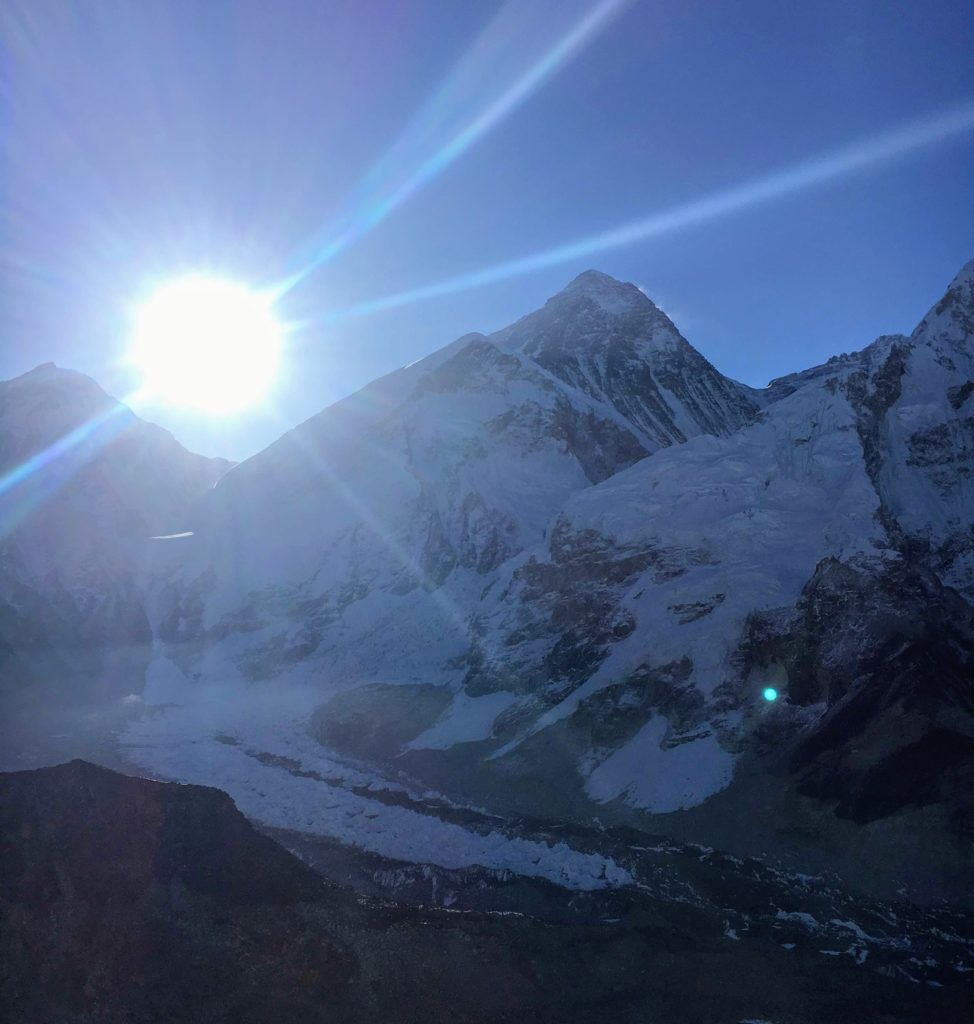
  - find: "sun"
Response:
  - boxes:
[130,277,283,413]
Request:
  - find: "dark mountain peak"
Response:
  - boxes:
[4,361,111,399]
[548,268,658,315]
[930,257,974,317]
[493,270,676,360]
[564,268,630,291]
[478,271,758,448]
[948,256,974,291]
[912,256,974,348]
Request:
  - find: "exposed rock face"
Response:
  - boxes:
[784,558,974,834]
[3,263,973,910]
[149,271,759,690]
[492,270,761,444]
[1,760,969,1024]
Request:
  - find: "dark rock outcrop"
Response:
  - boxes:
[2,760,969,1024]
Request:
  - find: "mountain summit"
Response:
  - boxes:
[493,270,759,444]
[175,270,761,659]
[0,365,229,705]
[3,260,973,913]
[496,268,682,354]
[546,268,655,311]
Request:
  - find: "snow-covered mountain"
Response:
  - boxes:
[439,264,974,841]
[152,271,758,685]
[3,262,972,902]
[0,364,229,702]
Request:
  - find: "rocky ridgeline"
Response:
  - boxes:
[1,261,972,911]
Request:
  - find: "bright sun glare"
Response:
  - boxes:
[130,278,282,413]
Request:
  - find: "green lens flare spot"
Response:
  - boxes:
[762,687,778,702]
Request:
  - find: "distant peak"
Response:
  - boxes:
[5,362,81,386]
[21,361,66,380]
[3,362,111,399]
[554,269,652,307]
[566,269,627,289]
[950,256,974,284]
[913,256,974,342]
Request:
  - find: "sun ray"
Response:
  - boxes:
[247,403,476,647]
[0,395,137,540]
[275,0,632,297]
[317,98,974,324]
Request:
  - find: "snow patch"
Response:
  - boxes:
[123,691,632,891]
[584,716,734,813]
[408,690,520,750]
[142,656,194,705]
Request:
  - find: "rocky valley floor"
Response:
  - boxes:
[2,698,973,1024]
[2,759,972,1024]
[3,263,974,1021]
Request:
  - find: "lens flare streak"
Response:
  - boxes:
[259,413,474,644]
[0,398,135,539]
[279,0,631,293]
[322,98,974,322]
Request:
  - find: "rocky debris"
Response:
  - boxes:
[1,760,970,1024]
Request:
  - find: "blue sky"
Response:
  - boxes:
[2,0,973,459]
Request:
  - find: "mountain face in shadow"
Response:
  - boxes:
[0,364,229,714]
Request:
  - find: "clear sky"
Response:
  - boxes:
[2,0,973,460]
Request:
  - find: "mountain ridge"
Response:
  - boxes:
[0,365,231,712]
[2,259,972,911]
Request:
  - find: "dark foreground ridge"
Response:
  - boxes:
[1,760,968,1024]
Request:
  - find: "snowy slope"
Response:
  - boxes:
[152,272,759,688]
[441,262,974,820]
[5,262,971,887]
[0,364,229,696]
[868,260,974,594]
[458,341,888,811]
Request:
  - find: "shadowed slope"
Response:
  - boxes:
[1,760,968,1024]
